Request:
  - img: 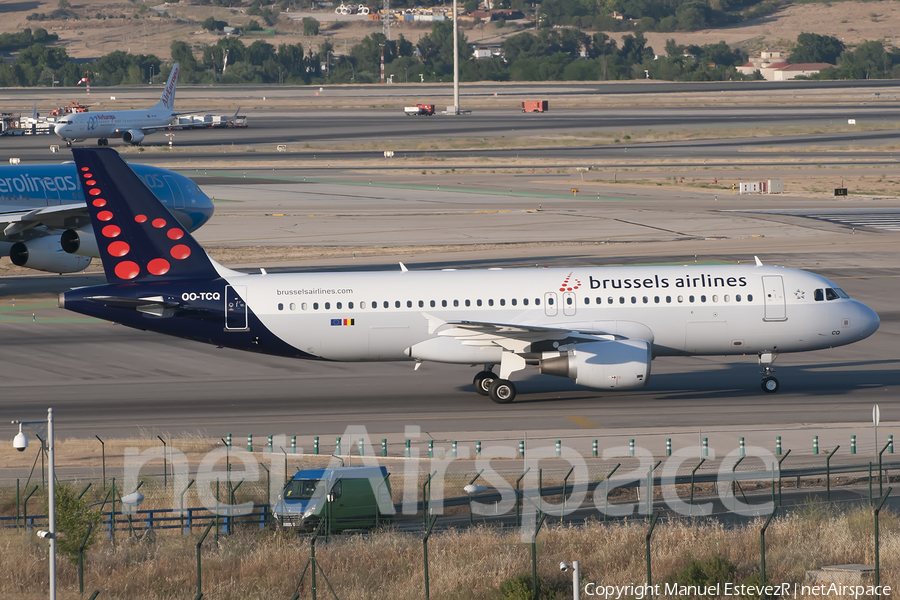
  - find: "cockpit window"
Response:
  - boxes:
[825,288,840,301]
[834,288,849,298]
[814,289,824,302]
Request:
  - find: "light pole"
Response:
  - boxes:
[12,408,56,600]
[451,0,459,113]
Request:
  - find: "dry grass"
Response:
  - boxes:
[1,506,897,599]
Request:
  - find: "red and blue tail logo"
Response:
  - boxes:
[72,147,218,284]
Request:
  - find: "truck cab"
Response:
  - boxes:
[273,466,392,531]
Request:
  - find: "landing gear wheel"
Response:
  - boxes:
[65,141,72,148]
[97,138,107,146]
[473,371,495,396]
[488,379,516,404]
[761,377,779,393]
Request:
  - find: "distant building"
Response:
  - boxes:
[736,50,833,80]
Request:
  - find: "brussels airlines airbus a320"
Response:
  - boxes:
[54,63,188,147]
[60,149,880,402]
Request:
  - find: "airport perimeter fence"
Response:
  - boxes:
[2,456,899,600]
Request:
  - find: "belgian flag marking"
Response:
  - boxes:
[331,319,355,326]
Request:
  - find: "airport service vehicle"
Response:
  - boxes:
[404,104,435,116]
[54,64,200,147]
[273,466,392,530]
[0,162,213,274]
[521,100,548,113]
[60,148,880,402]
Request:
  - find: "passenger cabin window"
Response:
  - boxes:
[302,303,308,310]
[567,297,573,305]
[430,300,436,308]
[313,302,319,310]
[523,298,529,306]
[511,299,517,306]
[407,301,413,308]
[418,300,424,308]
[547,297,554,306]
[349,302,354,309]
[535,298,541,306]
[336,302,342,309]
[325,302,331,310]
[488,299,494,307]
[442,300,447,307]
[500,299,506,306]
[290,303,296,311]
[278,303,284,311]
[477,300,483,307]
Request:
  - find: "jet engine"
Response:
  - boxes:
[539,339,651,390]
[122,130,145,144]
[10,236,92,273]
[60,228,99,257]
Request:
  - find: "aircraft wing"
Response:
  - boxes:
[0,203,87,239]
[437,319,618,350]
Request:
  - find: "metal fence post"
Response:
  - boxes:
[405,439,410,458]
[468,470,485,526]
[775,435,781,456]
[423,515,438,600]
[826,445,840,501]
[813,435,819,455]
[689,459,705,516]
[629,439,635,457]
[592,440,598,457]
[157,435,168,489]
[760,506,778,586]
[382,439,387,457]
[96,435,106,491]
[665,438,671,457]
[359,438,365,457]
[602,464,621,523]
[314,436,319,455]
[77,522,94,595]
[195,521,214,599]
[739,437,745,457]
[422,471,437,530]
[247,434,252,452]
[879,441,891,497]
[777,449,791,506]
[646,511,660,597]
[476,441,482,457]
[291,435,296,454]
[335,437,341,456]
[562,466,575,512]
[428,440,433,459]
[851,434,857,455]
[515,468,531,528]
[702,437,708,457]
[875,487,892,600]
[15,479,19,529]
[531,513,548,600]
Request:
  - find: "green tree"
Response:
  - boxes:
[52,485,101,565]
[791,33,844,65]
[302,17,319,35]
[675,0,710,31]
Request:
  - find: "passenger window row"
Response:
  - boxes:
[276,297,546,311]
[585,294,753,305]
[275,293,757,312]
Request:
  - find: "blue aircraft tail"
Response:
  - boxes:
[72,147,219,284]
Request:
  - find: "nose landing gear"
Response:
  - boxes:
[759,351,779,393]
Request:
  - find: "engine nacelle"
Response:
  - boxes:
[539,340,651,390]
[60,228,99,257]
[10,236,92,273]
[122,129,145,144]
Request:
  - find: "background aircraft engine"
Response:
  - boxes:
[539,339,651,390]
[122,130,144,144]
[10,236,92,273]
[60,228,99,257]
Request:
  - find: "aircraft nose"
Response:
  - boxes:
[857,302,879,339]
[54,123,66,138]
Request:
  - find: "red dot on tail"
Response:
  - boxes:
[135,214,147,223]
[92,198,106,207]
[152,218,166,228]
[559,288,565,292]
[101,225,120,238]
[167,228,184,240]
[80,167,89,171]
[114,261,140,280]
[107,241,130,257]
[97,210,113,222]
[83,173,92,178]
[148,258,170,276]
[86,179,96,186]
[89,189,101,196]
[170,244,191,260]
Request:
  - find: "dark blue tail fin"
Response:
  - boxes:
[72,147,219,284]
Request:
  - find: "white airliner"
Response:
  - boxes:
[60,148,881,402]
[54,64,187,147]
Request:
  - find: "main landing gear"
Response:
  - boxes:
[473,365,517,404]
[97,138,109,146]
[759,351,779,393]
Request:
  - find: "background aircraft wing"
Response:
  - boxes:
[0,203,87,239]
